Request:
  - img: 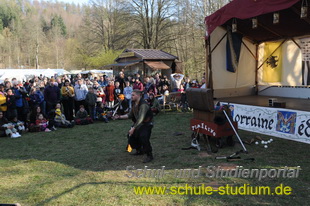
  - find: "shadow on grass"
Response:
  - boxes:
[0,113,197,172]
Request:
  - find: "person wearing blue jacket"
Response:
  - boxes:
[30,87,46,116]
[12,81,28,122]
[44,79,60,114]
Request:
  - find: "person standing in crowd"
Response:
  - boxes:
[200,78,207,88]
[170,73,184,92]
[56,77,63,89]
[98,75,108,87]
[29,87,45,115]
[158,76,170,94]
[12,81,28,122]
[61,80,75,121]
[123,81,133,110]
[116,72,126,92]
[44,79,60,114]
[4,81,11,91]
[85,87,97,120]
[0,84,7,115]
[154,73,161,88]
[114,81,122,97]
[85,78,93,89]
[183,77,191,90]
[191,80,200,88]
[74,79,88,114]
[147,78,157,96]
[6,89,17,120]
[133,78,144,91]
[106,80,115,108]
[135,73,141,81]
[114,90,154,163]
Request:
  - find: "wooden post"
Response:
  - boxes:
[255,44,259,95]
[206,37,213,92]
[142,60,146,78]
[205,39,209,87]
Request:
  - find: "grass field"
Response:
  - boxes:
[0,112,309,205]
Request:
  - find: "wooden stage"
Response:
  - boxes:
[217,95,310,112]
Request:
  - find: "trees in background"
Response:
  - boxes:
[0,0,229,80]
[129,0,177,49]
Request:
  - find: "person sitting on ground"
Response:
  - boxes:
[148,93,161,115]
[0,111,21,138]
[96,102,109,123]
[36,113,51,132]
[54,103,73,128]
[27,105,42,132]
[75,105,93,125]
[115,94,128,115]
[11,116,26,134]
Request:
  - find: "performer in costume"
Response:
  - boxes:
[114,89,154,163]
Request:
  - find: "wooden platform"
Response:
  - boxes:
[217,95,310,112]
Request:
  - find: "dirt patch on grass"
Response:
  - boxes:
[198,152,212,158]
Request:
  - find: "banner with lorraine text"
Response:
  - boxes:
[220,103,310,144]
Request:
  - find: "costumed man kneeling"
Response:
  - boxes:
[114,89,154,163]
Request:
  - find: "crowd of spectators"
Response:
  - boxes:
[0,71,205,138]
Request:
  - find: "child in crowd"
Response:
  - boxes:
[114,81,122,96]
[11,116,26,133]
[123,81,133,111]
[96,85,106,104]
[0,112,21,138]
[75,105,93,125]
[96,102,109,123]
[106,80,115,108]
[36,113,51,132]
[54,103,73,128]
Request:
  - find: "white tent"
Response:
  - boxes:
[205,0,310,98]
[0,69,70,83]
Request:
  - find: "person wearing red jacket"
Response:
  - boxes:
[133,78,144,91]
[106,81,115,108]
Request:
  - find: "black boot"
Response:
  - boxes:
[143,153,153,163]
[131,149,144,155]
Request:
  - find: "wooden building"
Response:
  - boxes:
[104,49,181,77]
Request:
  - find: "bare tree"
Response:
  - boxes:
[129,0,177,49]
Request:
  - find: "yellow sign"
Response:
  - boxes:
[119,52,135,58]
[263,42,282,83]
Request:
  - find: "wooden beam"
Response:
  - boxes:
[257,22,283,38]
[291,6,310,26]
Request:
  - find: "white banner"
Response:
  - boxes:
[221,103,310,144]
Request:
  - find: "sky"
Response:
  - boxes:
[45,0,90,5]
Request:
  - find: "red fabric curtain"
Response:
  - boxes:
[205,0,300,37]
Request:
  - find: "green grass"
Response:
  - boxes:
[0,112,309,205]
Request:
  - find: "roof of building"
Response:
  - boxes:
[117,49,178,61]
